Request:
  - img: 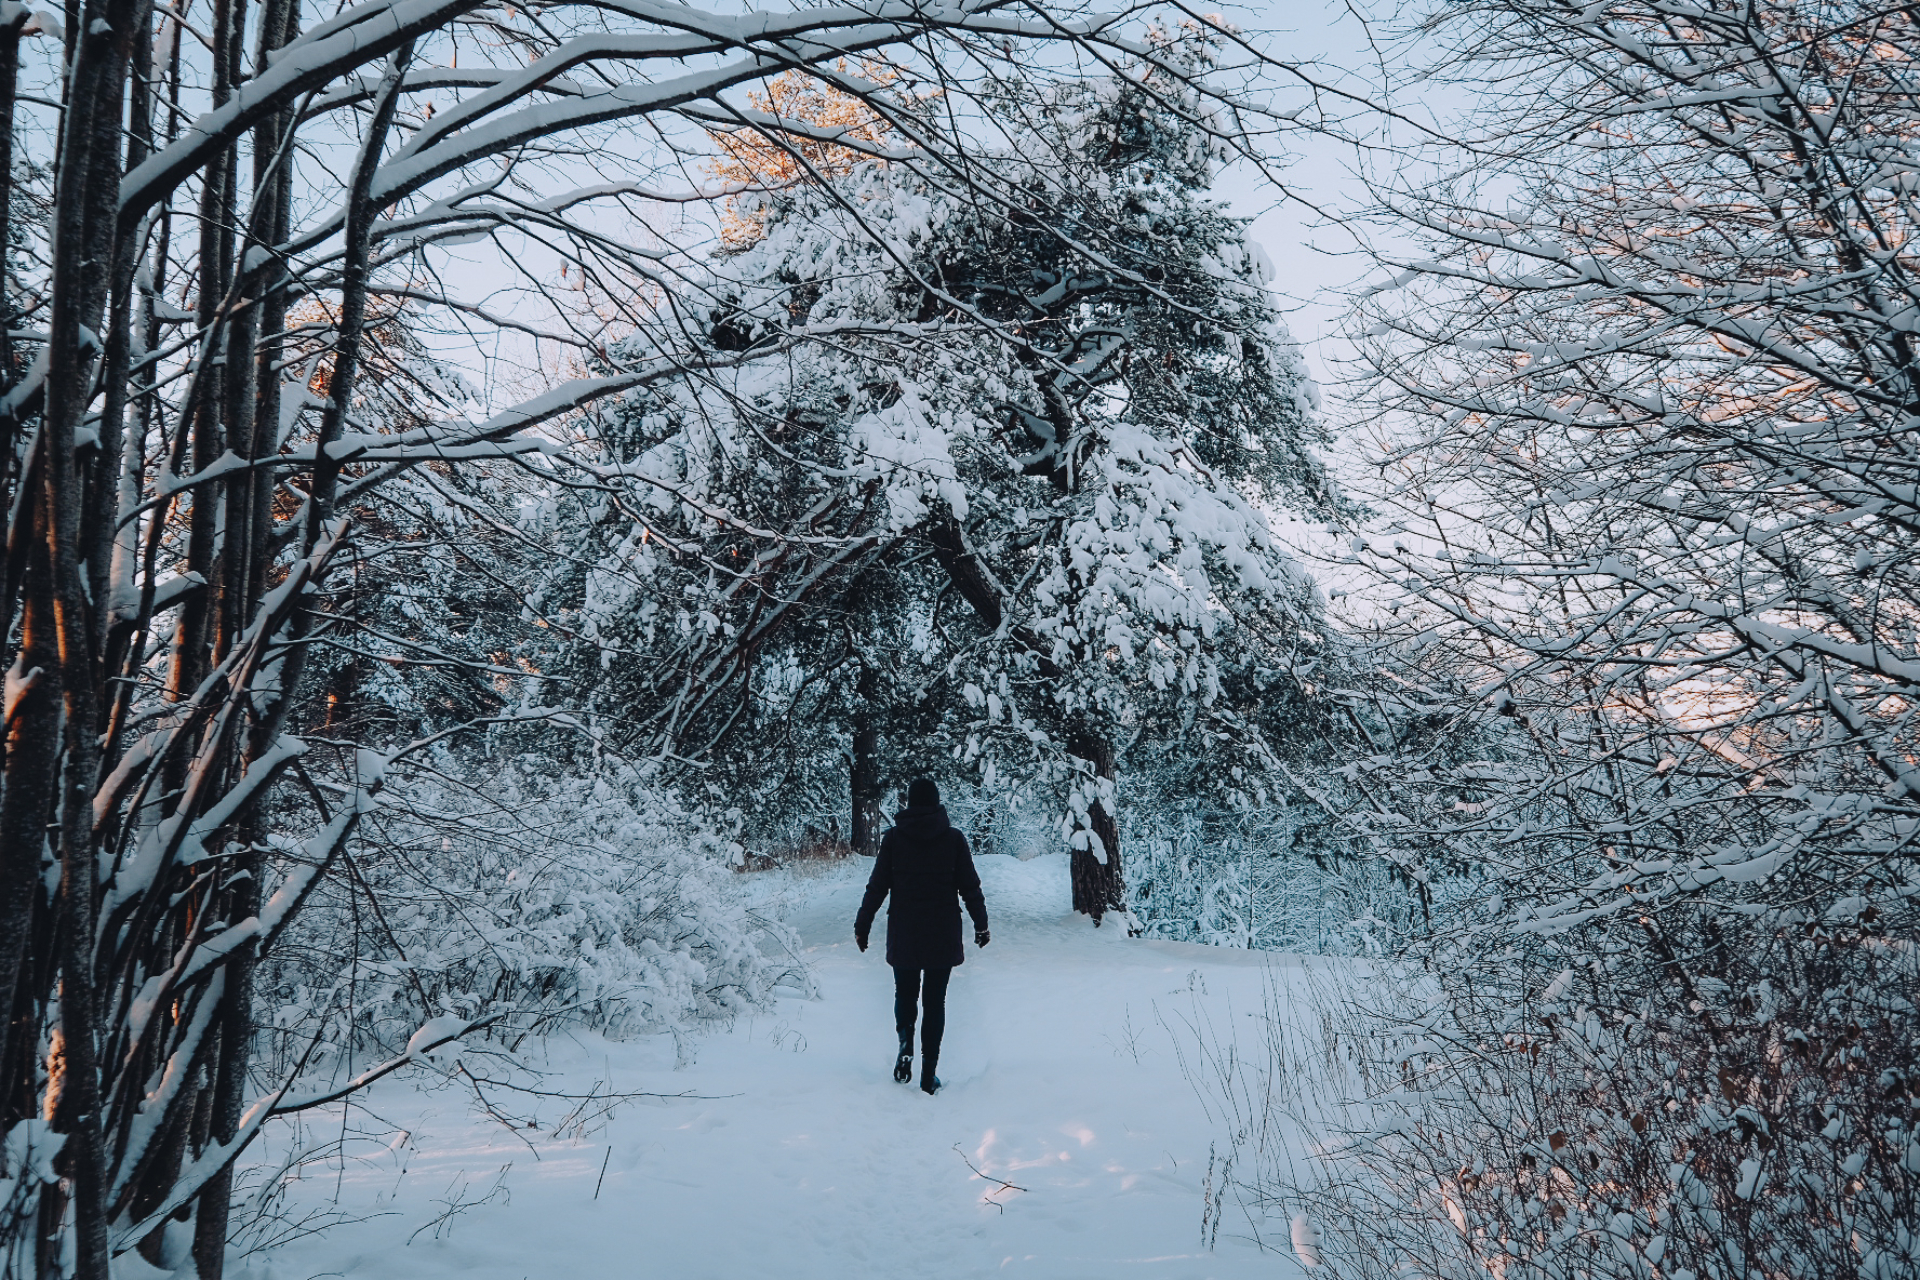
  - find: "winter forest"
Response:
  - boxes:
[1,0,1916,1273]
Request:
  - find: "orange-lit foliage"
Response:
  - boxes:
[287,296,451,435]
[708,65,895,246]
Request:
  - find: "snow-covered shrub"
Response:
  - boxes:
[1245,0,1920,1273]
[1229,878,1920,1280]
[1217,644,1920,1280]
[257,755,810,1078]
[1117,635,1482,955]
[1124,805,1460,954]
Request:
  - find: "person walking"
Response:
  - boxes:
[854,778,989,1094]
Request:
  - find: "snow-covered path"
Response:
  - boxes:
[244,856,1315,1280]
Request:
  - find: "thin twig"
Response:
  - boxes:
[952,1145,1029,1213]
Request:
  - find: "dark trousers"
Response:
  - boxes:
[892,965,953,1061]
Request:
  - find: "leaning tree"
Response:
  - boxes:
[509,37,1346,920]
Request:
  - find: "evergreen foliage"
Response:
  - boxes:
[520,39,1347,924]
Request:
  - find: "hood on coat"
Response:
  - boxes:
[893,803,950,831]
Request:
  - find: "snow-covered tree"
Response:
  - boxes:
[917,41,1345,917]
[1250,2,1920,1276]
[525,35,1345,920]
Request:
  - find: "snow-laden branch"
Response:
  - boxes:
[118,0,488,226]
[268,1013,504,1114]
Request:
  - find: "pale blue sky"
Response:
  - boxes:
[1212,0,1430,390]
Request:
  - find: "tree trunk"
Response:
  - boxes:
[169,22,232,706]
[1067,731,1123,924]
[0,549,60,1128]
[189,7,299,1263]
[0,8,24,401]
[850,663,881,855]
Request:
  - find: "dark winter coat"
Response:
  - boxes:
[854,804,988,969]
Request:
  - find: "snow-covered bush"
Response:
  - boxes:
[1124,805,1460,954]
[1196,0,1920,1272]
[258,756,810,1079]
[1229,868,1920,1280]
[1115,628,1483,954]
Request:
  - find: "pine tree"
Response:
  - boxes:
[527,33,1343,917]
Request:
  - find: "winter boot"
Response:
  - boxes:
[892,1035,913,1084]
[920,1053,941,1095]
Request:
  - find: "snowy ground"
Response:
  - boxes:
[238,855,1317,1280]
